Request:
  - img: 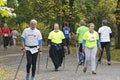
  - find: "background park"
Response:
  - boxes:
[0,0,120,80]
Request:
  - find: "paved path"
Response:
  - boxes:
[0,47,120,80]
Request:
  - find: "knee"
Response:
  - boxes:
[27,62,32,66]
[91,55,95,61]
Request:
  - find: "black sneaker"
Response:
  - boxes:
[83,67,87,72]
[107,62,111,65]
[55,66,59,71]
[92,71,96,75]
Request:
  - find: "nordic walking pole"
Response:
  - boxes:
[75,43,79,73]
[46,54,49,69]
[63,56,65,69]
[13,52,25,80]
[63,49,66,69]
[96,50,102,69]
[37,51,41,74]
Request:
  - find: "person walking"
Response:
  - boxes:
[82,23,101,74]
[48,23,66,71]
[98,20,112,65]
[21,19,42,80]
[63,23,71,54]
[2,23,10,49]
[76,20,89,65]
[11,28,19,47]
[0,27,3,47]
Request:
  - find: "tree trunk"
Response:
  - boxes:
[115,0,120,48]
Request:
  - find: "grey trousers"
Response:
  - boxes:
[84,46,97,71]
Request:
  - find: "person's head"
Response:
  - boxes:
[64,23,68,27]
[88,23,95,32]
[54,23,59,31]
[30,19,37,30]
[4,23,8,27]
[13,28,16,30]
[80,20,86,26]
[102,20,108,26]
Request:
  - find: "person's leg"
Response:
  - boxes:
[31,52,38,79]
[49,46,59,71]
[3,37,6,48]
[105,42,111,65]
[13,38,16,47]
[6,37,9,47]
[26,51,32,80]
[58,46,65,66]
[91,47,97,74]
[78,44,83,63]
[83,47,91,72]
[98,42,105,62]
[0,36,2,47]
[66,38,70,54]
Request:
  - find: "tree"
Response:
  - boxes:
[115,0,120,48]
[0,0,15,26]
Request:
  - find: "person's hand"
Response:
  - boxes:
[82,48,85,53]
[99,48,102,52]
[39,51,42,56]
[64,46,67,50]
[48,45,50,48]
[21,48,26,53]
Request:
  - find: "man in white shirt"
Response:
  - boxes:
[98,20,112,65]
[21,19,42,80]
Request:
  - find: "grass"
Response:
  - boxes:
[70,46,120,62]
[0,67,5,80]
[102,49,120,61]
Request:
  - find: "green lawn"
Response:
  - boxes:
[96,48,120,62]
[106,49,120,61]
[70,47,120,62]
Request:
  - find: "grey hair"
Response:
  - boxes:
[80,20,86,25]
[30,19,37,24]
[54,23,59,27]
[4,23,7,26]
[102,20,108,26]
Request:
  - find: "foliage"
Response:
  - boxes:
[0,0,15,17]
[3,0,119,47]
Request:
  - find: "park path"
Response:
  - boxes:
[0,47,120,80]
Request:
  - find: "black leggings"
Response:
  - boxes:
[26,51,38,77]
[98,42,111,62]
[3,37,9,48]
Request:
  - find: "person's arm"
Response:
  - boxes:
[75,33,78,42]
[38,39,42,52]
[97,40,101,48]
[47,39,51,45]
[82,40,86,49]
[82,40,86,52]
[21,37,25,50]
[99,33,101,38]
[8,28,11,37]
[75,28,79,42]
[62,39,66,46]
[110,33,112,38]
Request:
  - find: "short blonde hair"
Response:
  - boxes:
[88,23,95,27]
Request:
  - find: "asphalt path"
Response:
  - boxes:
[0,47,120,80]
